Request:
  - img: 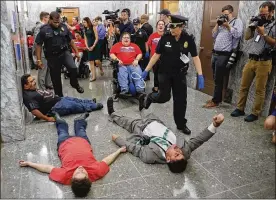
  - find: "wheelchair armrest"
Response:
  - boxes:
[110,59,119,66]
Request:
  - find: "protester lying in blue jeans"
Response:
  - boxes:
[21,74,103,122]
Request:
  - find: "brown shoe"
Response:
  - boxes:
[272,131,276,144]
[203,101,219,108]
[206,99,213,103]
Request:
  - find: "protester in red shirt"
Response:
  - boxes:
[146,20,165,92]
[19,112,126,198]
[66,16,81,39]
[72,31,87,69]
[110,32,144,95]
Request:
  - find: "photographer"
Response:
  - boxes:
[117,8,135,36]
[204,5,243,109]
[231,1,275,122]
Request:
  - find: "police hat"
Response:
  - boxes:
[158,9,171,16]
[133,18,141,25]
[169,14,189,23]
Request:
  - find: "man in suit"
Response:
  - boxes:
[107,97,225,173]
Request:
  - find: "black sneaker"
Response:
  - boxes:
[231,109,245,117]
[178,125,191,135]
[244,114,258,122]
[76,85,84,93]
[107,97,115,115]
[74,112,90,121]
[96,103,104,110]
[144,94,152,109]
[52,111,66,124]
[139,94,146,111]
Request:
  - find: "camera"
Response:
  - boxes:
[103,9,120,23]
[249,15,267,28]
[217,14,229,26]
[61,16,68,23]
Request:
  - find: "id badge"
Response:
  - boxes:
[254,35,261,43]
[180,53,190,64]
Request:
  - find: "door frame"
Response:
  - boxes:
[58,7,80,18]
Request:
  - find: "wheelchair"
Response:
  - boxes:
[110,59,146,102]
[64,50,90,79]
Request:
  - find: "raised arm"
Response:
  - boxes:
[184,114,224,154]
[102,147,126,165]
[19,160,54,174]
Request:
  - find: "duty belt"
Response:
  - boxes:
[212,50,232,56]
[249,54,272,61]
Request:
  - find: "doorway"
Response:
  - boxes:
[161,1,179,14]
[59,7,80,25]
[199,1,240,95]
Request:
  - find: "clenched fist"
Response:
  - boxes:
[212,114,224,127]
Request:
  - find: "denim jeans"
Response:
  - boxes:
[56,118,90,149]
[117,65,144,93]
[52,97,100,116]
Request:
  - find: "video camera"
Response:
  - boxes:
[249,15,267,28]
[103,9,120,24]
[56,7,68,23]
[217,14,229,26]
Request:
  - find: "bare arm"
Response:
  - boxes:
[66,24,77,31]
[263,35,276,46]
[84,34,89,48]
[192,56,203,75]
[145,42,149,52]
[135,53,143,61]
[36,44,42,62]
[212,24,219,38]
[145,53,161,72]
[31,109,55,122]
[19,160,54,174]
[102,147,126,166]
[93,26,99,47]
[245,27,255,40]
[70,40,79,55]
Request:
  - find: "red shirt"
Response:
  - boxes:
[110,42,142,65]
[27,36,34,48]
[49,137,109,185]
[71,24,81,38]
[72,38,86,53]
[147,32,162,58]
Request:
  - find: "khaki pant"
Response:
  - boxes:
[237,59,272,116]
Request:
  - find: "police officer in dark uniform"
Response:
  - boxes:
[139,14,205,135]
[35,11,84,97]
[131,18,149,74]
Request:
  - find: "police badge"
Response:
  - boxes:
[184,41,188,48]
[61,27,64,32]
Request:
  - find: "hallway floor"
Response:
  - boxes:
[1,63,275,199]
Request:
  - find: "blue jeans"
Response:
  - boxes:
[56,118,90,148]
[117,65,144,93]
[52,97,100,116]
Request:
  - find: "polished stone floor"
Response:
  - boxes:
[1,63,275,199]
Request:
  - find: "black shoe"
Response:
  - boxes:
[244,114,258,122]
[74,112,90,121]
[107,97,115,115]
[95,103,104,110]
[178,125,191,135]
[92,98,97,103]
[231,109,245,117]
[144,94,152,109]
[52,111,66,124]
[76,85,84,93]
[139,94,146,111]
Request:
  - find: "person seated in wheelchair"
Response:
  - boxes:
[110,32,145,96]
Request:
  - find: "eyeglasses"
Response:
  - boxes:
[168,23,183,29]
[122,37,130,39]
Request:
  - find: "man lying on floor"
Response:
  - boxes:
[19,112,127,197]
[107,97,224,173]
[21,74,103,122]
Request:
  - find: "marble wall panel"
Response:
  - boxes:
[1,4,25,142]
[179,1,204,88]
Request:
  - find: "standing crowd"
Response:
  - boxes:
[20,1,275,198]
